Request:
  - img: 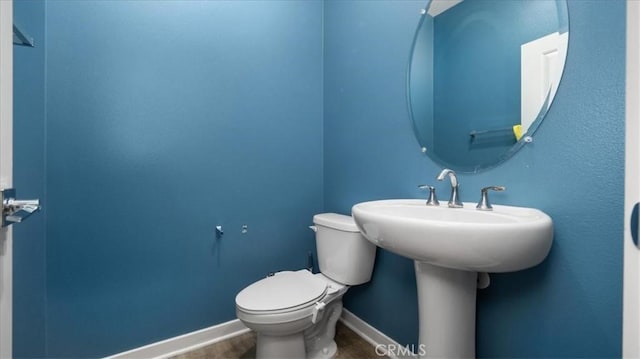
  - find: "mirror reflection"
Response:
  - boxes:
[409,0,569,173]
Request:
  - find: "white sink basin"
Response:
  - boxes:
[352,199,553,272]
[352,199,553,358]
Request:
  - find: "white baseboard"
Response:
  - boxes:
[105,309,411,359]
[105,319,250,359]
[340,309,416,359]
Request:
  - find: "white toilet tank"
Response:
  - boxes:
[313,213,376,285]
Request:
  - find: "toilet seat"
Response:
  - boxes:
[236,270,328,314]
[235,270,350,329]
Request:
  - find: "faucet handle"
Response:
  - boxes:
[418,185,439,206]
[476,186,506,211]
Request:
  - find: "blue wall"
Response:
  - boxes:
[325,0,624,357]
[13,1,47,358]
[12,0,625,357]
[42,1,323,357]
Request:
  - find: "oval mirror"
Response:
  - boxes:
[408,0,569,173]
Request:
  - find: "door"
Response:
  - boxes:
[624,0,640,356]
[0,1,13,358]
[520,31,568,133]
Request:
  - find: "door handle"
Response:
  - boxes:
[1,188,40,227]
[632,202,639,249]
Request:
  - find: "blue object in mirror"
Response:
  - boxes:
[408,0,569,173]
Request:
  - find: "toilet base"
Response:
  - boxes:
[304,295,344,359]
[256,332,306,359]
[306,340,337,359]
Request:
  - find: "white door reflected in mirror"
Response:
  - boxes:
[521,31,569,133]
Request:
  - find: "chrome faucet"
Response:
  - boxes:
[418,185,439,206]
[476,186,505,211]
[437,169,463,208]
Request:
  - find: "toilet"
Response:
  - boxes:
[235,213,377,359]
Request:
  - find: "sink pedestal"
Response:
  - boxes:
[415,261,477,358]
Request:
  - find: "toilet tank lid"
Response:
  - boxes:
[313,213,359,232]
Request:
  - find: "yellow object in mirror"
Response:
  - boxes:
[512,125,523,142]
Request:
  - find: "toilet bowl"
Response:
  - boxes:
[235,213,376,359]
[236,270,347,358]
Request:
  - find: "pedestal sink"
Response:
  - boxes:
[351,199,553,358]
